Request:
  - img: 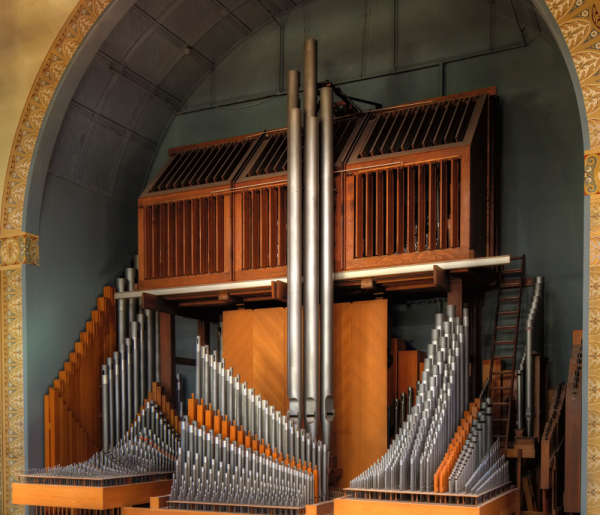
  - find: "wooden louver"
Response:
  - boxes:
[138,87,497,289]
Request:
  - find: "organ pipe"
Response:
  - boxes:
[320,84,334,451]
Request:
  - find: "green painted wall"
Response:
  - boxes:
[24,175,137,468]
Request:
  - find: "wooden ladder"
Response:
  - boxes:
[487,255,525,449]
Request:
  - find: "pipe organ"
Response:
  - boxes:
[23,34,582,515]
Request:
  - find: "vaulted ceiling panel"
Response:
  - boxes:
[47,0,307,203]
[161,0,222,45]
[71,58,114,112]
[135,0,177,19]
[112,140,155,202]
[158,55,211,101]
[193,18,248,63]
[100,75,147,128]
[232,1,271,31]
[100,9,152,63]
[133,96,175,143]
[79,125,123,195]
[47,108,92,183]
[127,31,183,84]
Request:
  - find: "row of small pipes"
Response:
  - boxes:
[287,39,335,449]
[517,276,545,437]
[102,258,161,451]
[24,400,179,483]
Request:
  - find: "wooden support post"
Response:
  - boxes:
[160,312,176,401]
[198,320,210,347]
[447,277,463,308]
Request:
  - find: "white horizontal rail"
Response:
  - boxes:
[114,255,510,300]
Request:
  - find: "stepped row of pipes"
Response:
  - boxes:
[101,258,162,451]
[517,276,545,436]
[167,337,326,510]
[24,401,178,482]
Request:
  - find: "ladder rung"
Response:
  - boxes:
[494,402,510,406]
[501,282,522,288]
[495,418,509,422]
[502,268,522,274]
[490,386,512,390]
[494,340,516,345]
[498,311,518,316]
[499,297,519,302]
[493,355,515,360]
[492,371,514,375]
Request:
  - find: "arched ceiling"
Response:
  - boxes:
[47,0,305,204]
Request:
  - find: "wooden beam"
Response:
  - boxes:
[175,357,196,367]
[271,280,287,303]
[159,312,176,401]
[142,293,177,315]
[432,265,450,291]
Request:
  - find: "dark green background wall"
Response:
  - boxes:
[23,0,583,470]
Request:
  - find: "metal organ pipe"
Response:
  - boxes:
[145,309,155,394]
[304,113,320,438]
[287,73,303,427]
[320,84,335,451]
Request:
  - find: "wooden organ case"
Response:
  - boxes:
[138,86,498,291]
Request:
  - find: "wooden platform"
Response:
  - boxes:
[334,488,519,515]
[12,479,172,510]
[121,499,334,515]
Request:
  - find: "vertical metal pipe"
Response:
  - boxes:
[107,357,115,448]
[120,343,127,435]
[287,70,303,427]
[525,311,535,437]
[303,39,317,119]
[116,278,127,346]
[146,309,155,391]
[137,313,147,400]
[304,113,320,438]
[196,338,202,400]
[125,268,137,330]
[113,351,121,443]
[126,337,133,425]
[102,364,109,452]
[132,321,140,415]
[155,313,161,382]
[320,84,334,450]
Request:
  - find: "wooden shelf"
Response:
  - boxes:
[121,499,334,515]
[334,488,518,515]
[12,479,172,510]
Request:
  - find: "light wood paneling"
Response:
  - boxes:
[351,299,388,484]
[223,310,254,391]
[254,308,287,415]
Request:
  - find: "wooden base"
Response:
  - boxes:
[333,488,519,515]
[12,479,172,510]
[121,499,334,515]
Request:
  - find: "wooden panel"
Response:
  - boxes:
[333,489,519,515]
[351,299,388,487]
[159,312,176,401]
[253,308,287,416]
[223,310,254,390]
[12,480,172,510]
[332,303,353,477]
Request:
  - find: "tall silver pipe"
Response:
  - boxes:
[126,338,133,424]
[303,39,317,119]
[146,309,155,392]
[320,84,334,451]
[120,343,127,435]
[287,75,303,427]
[113,351,121,443]
[304,113,320,438]
[125,268,137,332]
[102,364,109,452]
[116,278,127,347]
[155,314,161,382]
[132,321,140,415]
[107,357,115,448]
[137,313,147,400]
[196,338,202,400]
